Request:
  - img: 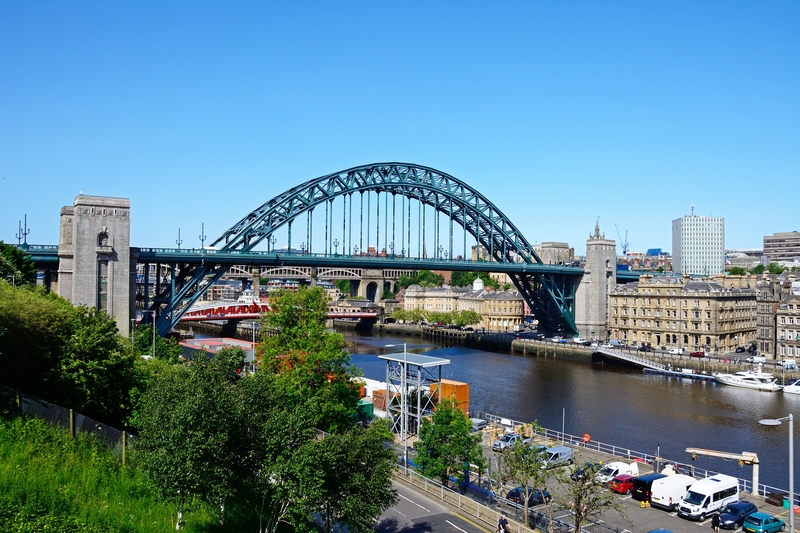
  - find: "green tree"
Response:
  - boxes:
[311,419,398,533]
[391,309,408,322]
[749,264,766,274]
[497,422,550,520]
[133,324,183,363]
[335,279,350,296]
[260,287,361,432]
[0,241,37,286]
[556,462,628,533]
[381,289,396,300]
[453,309,482,327]
[729,267,747,276]
[450,271,499,290]
[398,270,445,288]
[767,262,787,274]
[414,397,484,486]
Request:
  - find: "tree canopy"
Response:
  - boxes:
[449,271,500,290]
[398,270,445,288]
[0,241,37,286]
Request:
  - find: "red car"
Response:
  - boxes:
[689,351,706,358]
[608,474,636,495]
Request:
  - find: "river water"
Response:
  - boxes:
[345,330,798,493]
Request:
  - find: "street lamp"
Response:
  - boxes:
[353,245,360,256]
[269,235,276,253]
[385,343,408,474]
[333,239,339,255]
[759,414,793,533]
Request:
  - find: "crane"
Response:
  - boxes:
[685,448,760,494]
[614,224,629,256]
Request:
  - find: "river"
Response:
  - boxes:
[345,330,798,493]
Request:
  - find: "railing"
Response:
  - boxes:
[595,346,667,370]
[471,410,797,507]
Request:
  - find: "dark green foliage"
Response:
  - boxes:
[0,283,138,426]
[557,461,629,533]
[729,267,747,275]
[0,241,37,286]
[397,270,444,288]
[749,264,766,274]
[132,324,183,363]
[414,398,484,486]
[449,271,500,289]
[335,278,350,295]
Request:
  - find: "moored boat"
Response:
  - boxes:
[713,370,783,392]
[783,379,800,395]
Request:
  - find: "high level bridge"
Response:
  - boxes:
[19,163,637,338]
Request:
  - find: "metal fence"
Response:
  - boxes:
[470,409,795,506]
[0,386,133,457]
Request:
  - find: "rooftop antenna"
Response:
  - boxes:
[16,214,30,246]
[691,204,695,216]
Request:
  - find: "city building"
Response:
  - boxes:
[756,274,800,359]
[776,290,800,360]
[671,208,725,276]
[763,231,800,262]
[403,278,525,331]
[609,274,757,352]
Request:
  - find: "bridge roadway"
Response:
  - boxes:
[594,345,667,371]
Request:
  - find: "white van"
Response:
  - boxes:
[677,474,739,521]
[596,461,640,484]
[650,474,696,511]
[542,446,573,468]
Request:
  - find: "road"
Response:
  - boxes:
[376,480,491,533]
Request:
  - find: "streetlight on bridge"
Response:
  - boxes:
[353,245,359,256]
[333,239,339,255]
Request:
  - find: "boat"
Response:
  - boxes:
[783,379,800,395]
[713,369,783,392]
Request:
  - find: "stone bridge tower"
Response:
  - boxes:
[57,195,134,336]
[574,222,616,341]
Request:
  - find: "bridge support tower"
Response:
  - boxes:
[56,195,135,336]
[574,223,616,341]
[357,268,387,302]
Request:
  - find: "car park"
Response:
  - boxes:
[689,351,706,358]
[719,501,758,530]
[505,486,552,506]
[608,474,636,495]
[741,512,785,533]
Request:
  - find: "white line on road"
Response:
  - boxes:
[445,519,468,533]
[399,493,430,512]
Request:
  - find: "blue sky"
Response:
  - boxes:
[1,1,798,255]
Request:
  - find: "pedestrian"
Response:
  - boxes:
[498,514,509,533]
[711,509,720,532]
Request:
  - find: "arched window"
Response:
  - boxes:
[97,232,109,246]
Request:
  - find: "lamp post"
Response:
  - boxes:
[353,245,359,256]
[385,343,408,474]
[759,414,793,533]
[151,311,157,358]
[333,239,339,255]
[269,235,276,253]
[131,318,136,353]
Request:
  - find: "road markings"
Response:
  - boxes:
[399,493,430,512]
[446,519,468,532]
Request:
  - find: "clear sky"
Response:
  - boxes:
[1,1,798,255]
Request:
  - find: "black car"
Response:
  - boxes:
[506,486,551,506]
[638,345,653,352]
[735,347,746,353]
[719,501,758,530]
[570,461,602,481]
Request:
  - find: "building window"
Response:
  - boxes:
[97,260,109,312]
[98,232,109,246]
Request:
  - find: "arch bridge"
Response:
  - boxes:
[139,163,584,336]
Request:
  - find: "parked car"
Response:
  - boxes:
[779,359,798,369]
[689,351,706,358]
[735,347,746,353]
[638,345,653,352]
[570,461,602,481]
[492,433,528,452]
[719,501,758,530]
[533,333,545,340]
[505,486,552,506]
[669,348,683,355]
[608,474,636,495]
[741,512,785,533]
[747,355,766,363]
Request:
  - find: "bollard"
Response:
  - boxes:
[69,409,74,437]
[122,431,126,465]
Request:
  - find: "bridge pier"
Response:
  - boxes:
[574,223,616,341]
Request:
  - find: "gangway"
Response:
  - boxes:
[595,346,667,371]
[685,448,759,494]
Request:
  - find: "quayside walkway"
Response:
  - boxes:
[593,346,667,371]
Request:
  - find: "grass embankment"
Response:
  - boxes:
[0,414,243,533]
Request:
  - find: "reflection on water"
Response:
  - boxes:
[346,330,799,491]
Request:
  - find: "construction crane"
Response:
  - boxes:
[685,448,760,494]
[614,224,629,256]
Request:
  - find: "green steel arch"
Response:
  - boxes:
[154,163,578,335]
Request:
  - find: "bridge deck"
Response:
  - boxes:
[595,346,666,371]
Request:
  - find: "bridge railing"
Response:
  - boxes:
[595,347,666,370]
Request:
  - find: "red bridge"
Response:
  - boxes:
[179,302,379,322]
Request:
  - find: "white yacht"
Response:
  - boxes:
[782,379,800,395]
[714,369,783,392]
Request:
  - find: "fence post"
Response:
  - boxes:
[122,431,126,465]
[69,408,74,437]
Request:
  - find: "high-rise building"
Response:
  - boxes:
[672,207,725,275]
[763,231,800,261]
